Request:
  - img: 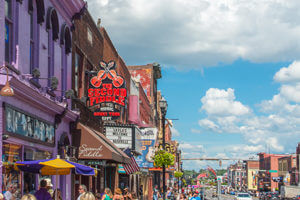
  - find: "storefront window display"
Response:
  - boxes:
[2,143,22,195]
[5,104,55,144]
[23,148,52,194]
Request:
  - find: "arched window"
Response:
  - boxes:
[46,7,59,87]
[46,7,59,40]
[28,0,40,74]
[60,24,71,54]
[60,24,71,95]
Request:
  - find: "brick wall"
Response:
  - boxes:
[100,27,131,124]
[72,10,104,130]
[72,10,104,98]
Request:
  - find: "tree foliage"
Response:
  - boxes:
[153,150,175,167]
[174,171,183,178]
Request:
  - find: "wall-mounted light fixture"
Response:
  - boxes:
[0,65,14,96]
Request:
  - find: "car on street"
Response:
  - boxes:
[235,192,252,200]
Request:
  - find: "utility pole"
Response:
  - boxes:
[159,97,168,200]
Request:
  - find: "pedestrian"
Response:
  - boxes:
[153,185,160,200]
[123,188,132,200]
[113,188,124,200]
[77,185,87,200]
[44,178,53,197]
[166,187,172,200]
[4,184,15,200]
[21,194,36,200]
[189,193,200,200]
[139,185,143,200]
[80,192,95,200]
[101,188,113,200]
[95,193,102,200]
[34,180,52,200]
[52,189,62,200]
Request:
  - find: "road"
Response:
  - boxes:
[204,189,259,200]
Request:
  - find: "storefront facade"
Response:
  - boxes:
[0,0,85,198]
[73,123,130,196]
[0,77,79,199]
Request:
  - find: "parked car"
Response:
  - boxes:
[235,193,252,200]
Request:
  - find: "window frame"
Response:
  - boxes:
[5,0,15,64]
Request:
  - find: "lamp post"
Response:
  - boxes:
[159,97,168,200]
[0,65,14,96]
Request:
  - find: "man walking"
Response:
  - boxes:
[34,179,52,200]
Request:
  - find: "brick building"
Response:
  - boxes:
[245,160,259,192]
[297,143,300,185]
[258,153,288,191]
[71,11,132,197]
[278,155,297,186]
[128,63,162,128]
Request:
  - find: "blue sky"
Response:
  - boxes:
[160,60,292,169]
[88,0,300,170]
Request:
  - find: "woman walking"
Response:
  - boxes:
[101,188,113,200]
[113,188,124,200]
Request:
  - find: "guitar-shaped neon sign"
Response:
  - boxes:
[90,61,124,88]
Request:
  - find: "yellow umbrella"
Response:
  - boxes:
[39,158,75,175]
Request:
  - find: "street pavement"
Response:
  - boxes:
[204,189,259,200]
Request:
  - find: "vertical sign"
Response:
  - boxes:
[88,61,127,121]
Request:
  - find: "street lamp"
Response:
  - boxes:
[159,97,168,200]
[0,65,14,96]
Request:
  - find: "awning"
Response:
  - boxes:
[77,123,130,164]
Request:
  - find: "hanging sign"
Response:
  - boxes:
[87,61,127,120]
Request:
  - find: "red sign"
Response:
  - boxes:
[87,61,127,120]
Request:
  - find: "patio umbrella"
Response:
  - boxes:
[16,157,95,199]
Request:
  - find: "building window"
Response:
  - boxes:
[87,27,93,45]
[2,143,22,192]
[46,8,59,87]
[5,0,13,63]
[29,10,34,73]
[74,52,82,96]
[60,24,71,96]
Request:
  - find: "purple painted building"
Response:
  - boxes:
[0,0,85,199]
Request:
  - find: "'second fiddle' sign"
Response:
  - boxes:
[87,61,127,121]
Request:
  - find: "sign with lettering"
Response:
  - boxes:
[78,144,103,158]
[104,125,142,153]
[5,104,55,144]
[105,127,132,149]
[140,128,158,140]
[87,61,127,121]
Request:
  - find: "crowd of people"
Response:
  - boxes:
[0,180,139,200]
[153,186,202,200]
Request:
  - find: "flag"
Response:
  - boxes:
[123,148,140,174]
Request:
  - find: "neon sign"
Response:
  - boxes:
[88,61,127,120]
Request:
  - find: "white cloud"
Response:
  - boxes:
[170,127,180,137]
[274,61,300,83]
[197,62,300,160]
[200,88,251,116]
[88,0,300,69]
[198,119,220,132]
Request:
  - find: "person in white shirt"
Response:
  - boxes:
[4,184,15,200]
[77,184,87,200]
